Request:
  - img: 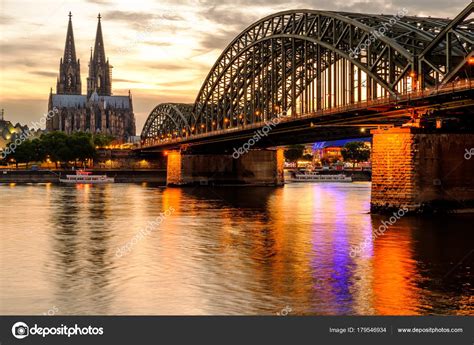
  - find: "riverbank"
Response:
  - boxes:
[285,169,372,181]
[1,169,371,184]
[0,169,166,184]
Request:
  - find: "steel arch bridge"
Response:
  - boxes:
[141,103,195,146]
[141,4,474,145]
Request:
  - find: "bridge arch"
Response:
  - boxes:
[141,103,194,144]
[141,5,473,141]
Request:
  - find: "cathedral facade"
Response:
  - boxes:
[47,13,136,141]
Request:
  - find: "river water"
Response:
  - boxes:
[0,182,472,315]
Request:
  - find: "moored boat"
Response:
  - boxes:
[59,170,114,184]
[288,171,352,183]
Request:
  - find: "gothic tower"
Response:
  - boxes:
[57,12,81,95]
[87,14,112,97]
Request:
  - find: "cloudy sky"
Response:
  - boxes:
[0,0,468,133]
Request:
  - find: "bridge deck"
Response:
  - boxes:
[140,80,474,152]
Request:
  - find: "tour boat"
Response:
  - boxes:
[59,170,114,184]
[288,171,352,183]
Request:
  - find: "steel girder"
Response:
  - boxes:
[141,103,194,144]
[142,5,473,141]
[416,3,474,86]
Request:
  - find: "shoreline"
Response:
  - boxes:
[0,169,167,184]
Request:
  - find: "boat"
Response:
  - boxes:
[288,171,352,183]
[59,170,114,184]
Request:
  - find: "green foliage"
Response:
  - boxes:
[93,134,115,148]
[11,131,97,168]
[284,144,305,162]
[341,142,371,166]
[68,132,96,163]
[40,131,69,164]
[11,140,34,166]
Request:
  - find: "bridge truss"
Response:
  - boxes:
[141,4,473,144]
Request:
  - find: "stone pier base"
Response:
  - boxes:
[371,127,474,213]
[166,149,284,186]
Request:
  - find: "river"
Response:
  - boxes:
[0,182,472,315]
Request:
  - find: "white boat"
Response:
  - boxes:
[288,171,352,183]
[59,170,114,184]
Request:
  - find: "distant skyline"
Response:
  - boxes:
[0,0,468,133]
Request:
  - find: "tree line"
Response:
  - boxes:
[284,142,371,166]
[1,132,115,168]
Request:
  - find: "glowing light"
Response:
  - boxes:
[468,57,474,65]
[360,127,366,133]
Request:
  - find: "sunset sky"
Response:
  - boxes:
[0,0,468,134]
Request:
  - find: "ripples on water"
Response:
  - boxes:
[0,182,472,315]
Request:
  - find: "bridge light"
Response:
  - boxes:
[212,121,216,126]
[468,57,474,65]
[164,151,168,156]
[200,124,205,129]
[224,118,229,123]
[191,126,195,131]
[360,127,366,133]
[409,71,416,78]
[182,128,186,133]
[238,114,243,119]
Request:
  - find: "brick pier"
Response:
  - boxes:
[371,127,474,213]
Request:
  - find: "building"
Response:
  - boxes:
[0,110,45,155]
[47,13,136,142]
[312,138,372,167]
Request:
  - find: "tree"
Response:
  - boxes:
[93,134,115,148]
[284,144,305,162]
[11,140,35,168]
[31,138,46,162]
[68,132,96,167]
[341,142,370,168]
[40,132,69,168]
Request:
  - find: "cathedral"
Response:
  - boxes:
[47,13,136,141]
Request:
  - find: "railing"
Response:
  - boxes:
[142,79,473,148]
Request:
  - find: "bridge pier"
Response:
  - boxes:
[371,127,474,213]
[166,149,284,186]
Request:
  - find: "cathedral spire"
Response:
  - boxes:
[57,12,81,95]
[64,12,76,63]
[87,13,112,97]
[93,13,106,65]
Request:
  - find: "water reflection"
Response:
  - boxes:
[0,182,472,315]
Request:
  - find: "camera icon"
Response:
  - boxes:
[12,322,29,339]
